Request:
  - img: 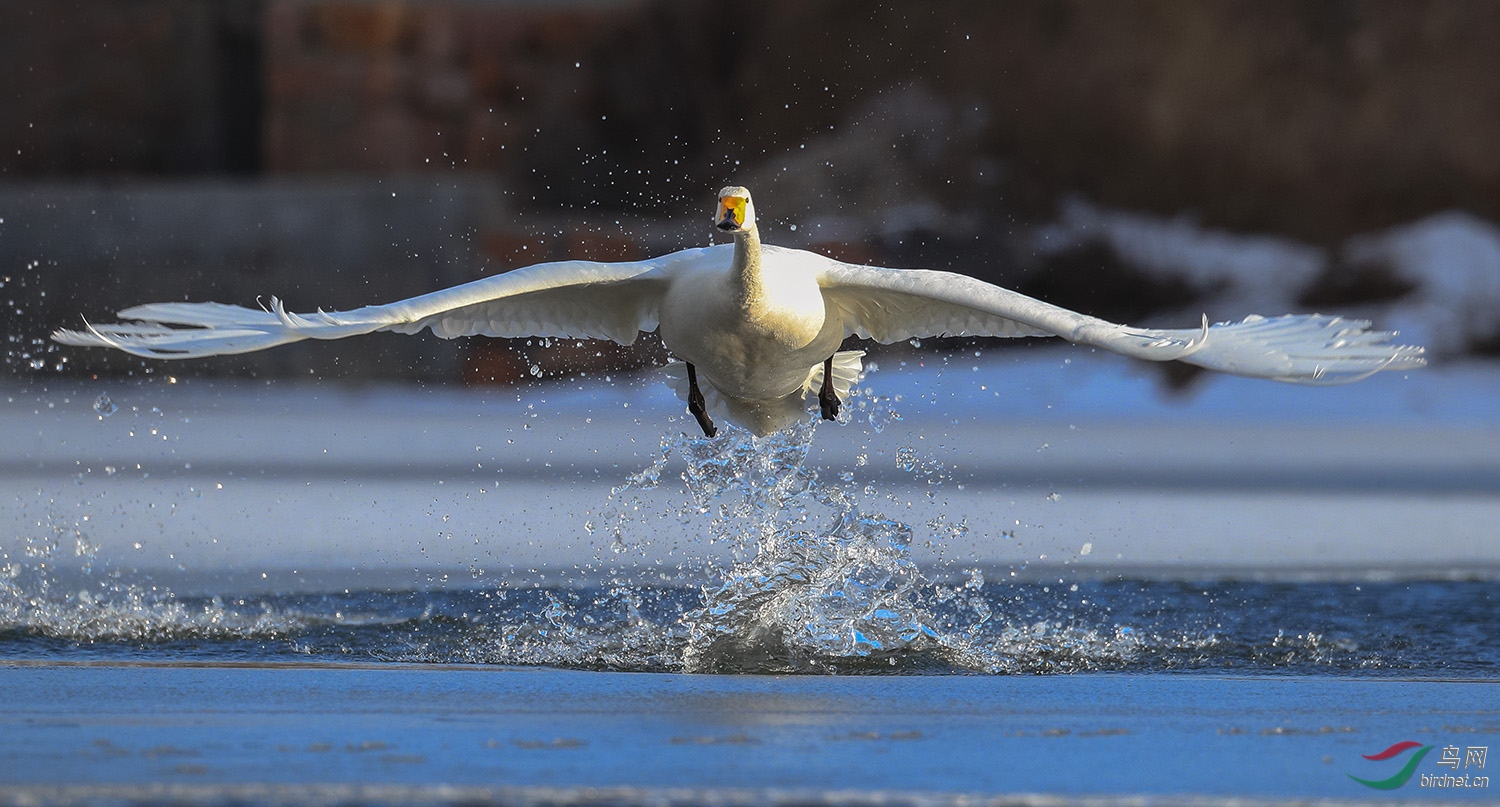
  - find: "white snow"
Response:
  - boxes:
[1032,196,1326,317]
[1033,198,1500,359]
[1343,210,1500,356]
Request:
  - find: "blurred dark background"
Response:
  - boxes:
[5,0,1498,383]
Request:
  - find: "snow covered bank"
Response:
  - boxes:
[1034,198,1500,360]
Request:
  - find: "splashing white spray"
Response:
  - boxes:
[585,375,1001,673]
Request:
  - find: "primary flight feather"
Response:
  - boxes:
[54,186,1424,436]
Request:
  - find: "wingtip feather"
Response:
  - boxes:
[1188,313,1426,384]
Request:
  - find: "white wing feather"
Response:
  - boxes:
[53,236,1423,387]
[50,250,714,359]
[817,259,1424,384]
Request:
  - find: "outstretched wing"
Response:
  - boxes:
[817,258,1425,385]
[52,248,721,360]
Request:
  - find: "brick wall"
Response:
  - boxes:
[263,0,640,175]
[8,0,1500,239]
[0,0,263,177]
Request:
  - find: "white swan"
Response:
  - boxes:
[54,186,1424,437]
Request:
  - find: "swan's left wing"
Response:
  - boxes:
[53,249,720,359]
[817,258,1425,384]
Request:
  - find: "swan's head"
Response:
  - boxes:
[714,186,756,233]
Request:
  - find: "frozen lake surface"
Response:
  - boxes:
[4,350,1495,581]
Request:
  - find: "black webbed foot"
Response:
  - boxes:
[818,355,841,422]
[686,362,717,437]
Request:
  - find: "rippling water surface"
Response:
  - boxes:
[6,576,1497,676]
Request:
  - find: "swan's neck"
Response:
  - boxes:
[731,226,763,311]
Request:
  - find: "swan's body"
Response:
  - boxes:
[54,186,1424,436]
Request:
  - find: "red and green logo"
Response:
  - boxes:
[1348,741,1434,790]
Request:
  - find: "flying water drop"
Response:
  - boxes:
[92,393,118,418]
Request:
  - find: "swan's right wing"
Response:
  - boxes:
[817,258,1425,384]
[53,248,723,359]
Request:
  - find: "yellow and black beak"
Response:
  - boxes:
[716,195,747,231]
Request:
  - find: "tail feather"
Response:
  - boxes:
[663,350,867,436]
[804,350,866,401]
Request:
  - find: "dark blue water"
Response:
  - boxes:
[4,576,1495,677]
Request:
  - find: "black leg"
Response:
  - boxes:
[818,355,841,421]
[686,362,717,437]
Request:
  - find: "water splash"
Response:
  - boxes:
[0,510,298,647]
[581,402,998,673]
[3,512,1490,674]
